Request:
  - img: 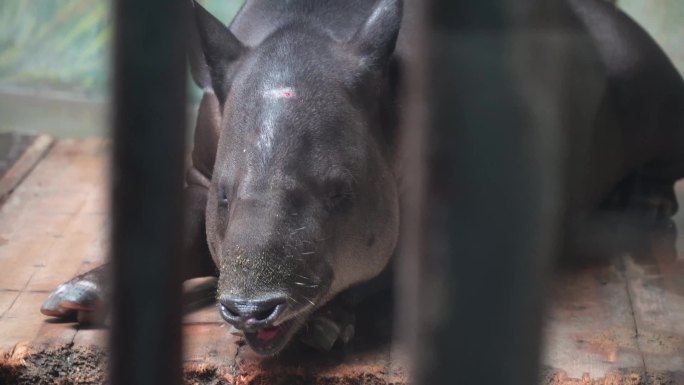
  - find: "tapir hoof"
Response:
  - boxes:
[298,300,356,351]
[594,173,679,259]
[40,264,109,325]
[602,173,678,224]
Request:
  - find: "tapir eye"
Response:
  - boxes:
[218,188,229,207]
[326,181,353,211]
[328,193,349,208]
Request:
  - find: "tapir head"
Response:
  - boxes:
[189,0,402,355]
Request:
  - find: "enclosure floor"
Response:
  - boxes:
[541,206,684,383]
[0,139,405,385]
[0,139,683,384]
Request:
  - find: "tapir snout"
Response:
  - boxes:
[219,295,287,330]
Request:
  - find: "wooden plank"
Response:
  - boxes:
[542,264,645,381]
[0,291,19,319]
[28,235,101,293]
[183,324,237,368]
[0,292,54,352]
[0,140,107,293]
[541,182,684,384]
[6,137,684,384]
[0,139,107,355]
[0,134,35,177]
[0,134,53,204]
[623,256,684,377]
[72,328,106,349]
[30,321,79,350]
[0,137,404,384]
[0,240,53,291]
[616,182,684,382]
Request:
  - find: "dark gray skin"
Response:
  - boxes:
[553,0,684,257]
[41,0,684,356]
[43,0,406,356]
[196,0,404,355]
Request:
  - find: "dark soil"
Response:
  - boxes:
[0,345,107,385]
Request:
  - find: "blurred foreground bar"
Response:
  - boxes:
[405,0,572,384]
[109,0,187,384]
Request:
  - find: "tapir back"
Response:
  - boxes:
[562,0,684,211]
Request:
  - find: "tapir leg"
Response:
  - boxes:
[40,182,216,322]
[565,170,681,266]
[297,261,394,351]
[181,184,217,278]
[600,172,678,259]
[42,89,221,323]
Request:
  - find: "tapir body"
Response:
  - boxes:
[41,0,684,356]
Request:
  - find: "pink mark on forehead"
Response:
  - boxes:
[264,87,296,99]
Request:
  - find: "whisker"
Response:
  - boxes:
[300,251,315,255]
[303,297,316,306]
[342,168,358,184]
[294,282,318,288]
[294,274,312,281]
[290,227,306,236]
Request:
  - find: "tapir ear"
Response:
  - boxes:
[188,0,245,102]
[351,0,403,66]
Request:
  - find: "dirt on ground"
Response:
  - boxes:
[0,344,107,385]
[540,368,680,385]
[1,344,405,385]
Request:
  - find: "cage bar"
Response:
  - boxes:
[109,0,188,384]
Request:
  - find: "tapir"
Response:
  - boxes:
[40,0,684,356]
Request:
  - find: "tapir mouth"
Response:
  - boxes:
[243,319,296,355]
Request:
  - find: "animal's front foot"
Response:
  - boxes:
[40,264,109,325]
[603,172,678,225]
[598,172,679,258]
[298,300,356,351]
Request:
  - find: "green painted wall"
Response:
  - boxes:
[0,0,243,98]
[0,0,681,97]
[0,0,110,95]
[0,0,680,137]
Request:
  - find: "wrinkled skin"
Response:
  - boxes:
[40,0,684,356]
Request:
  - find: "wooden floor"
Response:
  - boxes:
[542,229,684,382]
[0,139,404,385]
[0,138,683,384]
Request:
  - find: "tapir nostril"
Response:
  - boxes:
[222,303,240,318]
[219,295,287,327]
[252,306,277,321]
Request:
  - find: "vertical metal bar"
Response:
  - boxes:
[109,0,187,383]
[401,0,572,384]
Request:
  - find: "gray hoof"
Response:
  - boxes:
[298,301,356,351]
[40,265,109,325]
[299,316,342,351]
[40,284,77,317]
